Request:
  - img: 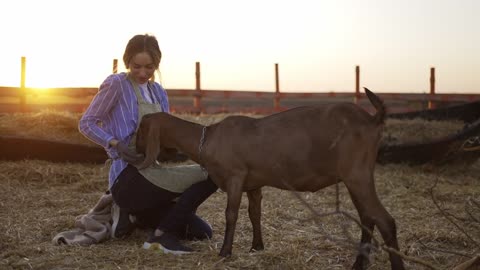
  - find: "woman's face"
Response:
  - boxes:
[128,52,156,84]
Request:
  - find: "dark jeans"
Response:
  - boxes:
[111,165,218,239]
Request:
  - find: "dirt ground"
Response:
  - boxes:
[0,111,479,270]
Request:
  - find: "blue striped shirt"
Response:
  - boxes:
[79,72,170,188]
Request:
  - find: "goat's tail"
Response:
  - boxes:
[364,87,386,125]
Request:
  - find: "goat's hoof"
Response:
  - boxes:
[351,260,366,270]
[249,244,265,252]
[219,250,232,258]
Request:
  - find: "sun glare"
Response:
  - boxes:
[31,88,51,92]
[0,0,479,93]
[19,54,117,89]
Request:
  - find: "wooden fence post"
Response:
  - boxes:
[428,67,435,109]
[20,56,26,113]
[354,65,360,104]
[194,62,202,112]
[274,63,280,110]
[113,59,118,74]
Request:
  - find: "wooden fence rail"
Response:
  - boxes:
[0,57,479,115]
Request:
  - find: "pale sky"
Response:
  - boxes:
[1,0,479,93]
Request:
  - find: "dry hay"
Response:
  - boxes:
[0,110,468,146]
[0,110,92,146]
[0,111,262,147]
[0,110,479,270]
[1,160,479,270]
[382,118,465,145]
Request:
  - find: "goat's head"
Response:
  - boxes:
[136,113,163,169]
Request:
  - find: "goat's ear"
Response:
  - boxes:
[137,121,161,170]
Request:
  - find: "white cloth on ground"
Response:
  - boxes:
[52,192,113,246]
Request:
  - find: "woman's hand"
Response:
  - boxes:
[111,140,145,164]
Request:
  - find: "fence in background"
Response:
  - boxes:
[0,57,479,115]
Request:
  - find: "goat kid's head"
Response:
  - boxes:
[136,113,162,169]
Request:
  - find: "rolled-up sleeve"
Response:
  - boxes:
[79,75,119,148]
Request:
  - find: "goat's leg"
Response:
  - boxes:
[219,179,244,257]
[349,198,376,270]
[247,188,264,252]
[345,179,405,270]
[373,206,404,270]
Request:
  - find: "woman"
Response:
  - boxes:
[79,34,217,254]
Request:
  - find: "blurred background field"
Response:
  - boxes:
[0,110,467,144]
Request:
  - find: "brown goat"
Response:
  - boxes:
[136,88,404,270]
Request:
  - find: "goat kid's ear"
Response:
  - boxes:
[137,122,161,170]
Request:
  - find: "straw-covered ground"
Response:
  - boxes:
[0,110,479,270]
